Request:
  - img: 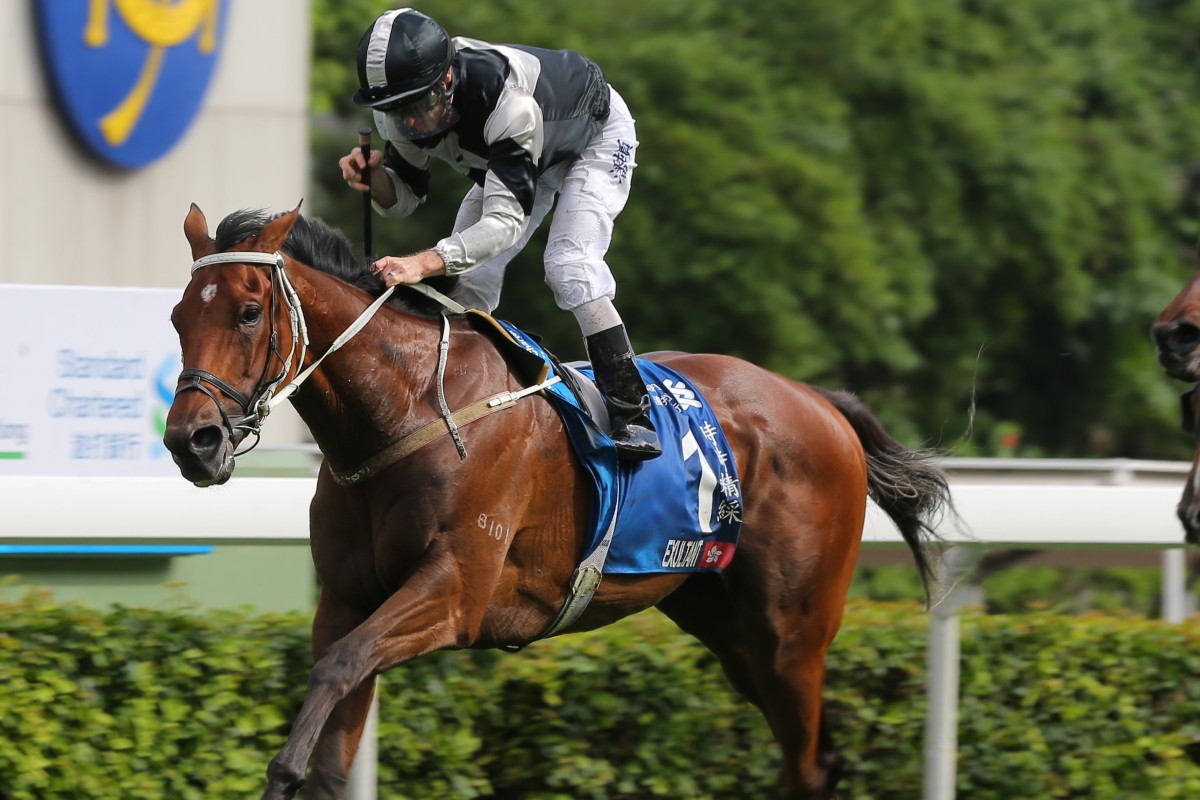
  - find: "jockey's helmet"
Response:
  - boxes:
[352,9,458,138]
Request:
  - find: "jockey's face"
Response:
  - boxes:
[381,70,458,140]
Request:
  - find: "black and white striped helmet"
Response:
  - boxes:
[352,8,454,109]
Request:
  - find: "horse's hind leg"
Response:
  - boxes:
[757,636,842,800]
[656,575,762,706]
[659,528,857,799]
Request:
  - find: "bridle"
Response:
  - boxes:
[177,244,564,482]
[176,251,310,452]
[177,248,469,459]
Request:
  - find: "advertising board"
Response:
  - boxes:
[0,284,181,476]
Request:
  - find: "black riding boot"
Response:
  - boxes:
[585,325,662,461]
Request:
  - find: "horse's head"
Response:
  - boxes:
[163,203,300,486]
[1151,239,1200,381]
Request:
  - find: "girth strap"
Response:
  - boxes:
[331,376,561,485]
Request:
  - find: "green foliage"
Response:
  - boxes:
[832,602,1200,799]
[0,595,310,799]
[305,0,1200,458]
[3,597,1200,798]
[853,563,1165,616]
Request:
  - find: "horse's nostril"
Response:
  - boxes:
[1174,326,1200,347]
[188,424,227,459]
[1154,322,1200,353]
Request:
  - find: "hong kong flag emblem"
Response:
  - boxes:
[700,541,736,570]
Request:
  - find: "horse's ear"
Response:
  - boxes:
[184,203,216,260]
[254,203,303,253]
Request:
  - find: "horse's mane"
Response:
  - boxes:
[213,208,457,319]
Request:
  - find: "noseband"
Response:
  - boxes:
[179,251,309,452]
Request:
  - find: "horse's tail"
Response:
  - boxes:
[817,388,951,603]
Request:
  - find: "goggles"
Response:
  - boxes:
[378,84,459,140]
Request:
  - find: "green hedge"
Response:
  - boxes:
[2,595,1198,798]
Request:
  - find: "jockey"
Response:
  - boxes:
[339,8,661,461]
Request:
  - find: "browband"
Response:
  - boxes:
[191,251,283,274]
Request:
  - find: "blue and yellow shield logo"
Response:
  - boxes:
[35,1,228,169]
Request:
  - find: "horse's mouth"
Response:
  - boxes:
[1156,349,1200,382]
[1153,320,1200,381]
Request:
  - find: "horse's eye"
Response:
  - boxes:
[240,306,263,325]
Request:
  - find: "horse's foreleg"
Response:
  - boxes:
[260,561,478,800]
[275,593,377,799]
[301,678,376,799]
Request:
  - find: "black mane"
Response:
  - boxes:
[213,208,458,318]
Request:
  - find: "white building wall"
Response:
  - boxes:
[0,1,311,288]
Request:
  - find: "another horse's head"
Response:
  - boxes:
[1153,238,1200,544]
[163,203,301,486]
[1152,239,1200,381]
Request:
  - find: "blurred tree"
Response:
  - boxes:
[307,0,1200,459]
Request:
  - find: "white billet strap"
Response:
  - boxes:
[434,314,468,460]
[406,282,468,314]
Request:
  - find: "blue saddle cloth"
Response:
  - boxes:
[488,317,743,574]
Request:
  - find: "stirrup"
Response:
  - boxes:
[603,393,661,460]
[610,417,661,461]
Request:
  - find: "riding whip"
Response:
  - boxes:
[358,127,373,259]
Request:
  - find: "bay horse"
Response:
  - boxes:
[1152,242,1200,544]
[163,204,951,800]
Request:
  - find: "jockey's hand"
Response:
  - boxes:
[372,252,447,287]
[339,146,384,194]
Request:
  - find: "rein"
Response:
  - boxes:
[181,249,425,445]
[181,249,559,475]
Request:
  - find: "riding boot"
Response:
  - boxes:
[585,325,662,461]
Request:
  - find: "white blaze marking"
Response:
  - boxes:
[201,284,217,303]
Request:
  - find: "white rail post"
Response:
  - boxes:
[1162,549,1190,624]
[923,546,982,800]
[345,684,379,800]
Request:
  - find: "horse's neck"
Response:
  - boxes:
[286,267,444,463]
